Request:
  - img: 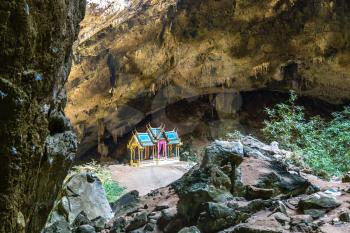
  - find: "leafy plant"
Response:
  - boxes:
[102,179,125,203]
[69,160,125,203]
[262,91,350,178]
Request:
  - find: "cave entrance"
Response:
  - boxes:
[76,90,342,164]
[71,89,344,197]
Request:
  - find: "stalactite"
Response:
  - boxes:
[149,83,156,95]
[253,62,270,78]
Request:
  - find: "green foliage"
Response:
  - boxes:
[69,160,125,203]
[102,179,125,203]
[262,91,350,178]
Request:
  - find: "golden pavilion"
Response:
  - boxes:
[127,124,182,167]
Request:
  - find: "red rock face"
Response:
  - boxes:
[0,0,85,232]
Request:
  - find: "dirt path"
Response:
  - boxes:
[109,160,193,196]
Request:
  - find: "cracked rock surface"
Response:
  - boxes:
[0,0,85,232]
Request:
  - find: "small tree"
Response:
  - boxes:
[262,91,350,178]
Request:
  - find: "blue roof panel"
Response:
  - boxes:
[165,131,181,144]
[150,128,165,139]
[166,132,177,139]
[136,133,155,147]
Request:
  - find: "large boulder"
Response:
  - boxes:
[202,140,244,167]
[298,192,341,211]
[237,137,311,198]
[45,173,113,231]
[174,137,312,224]
[111,190,140,215]
[173,164,234,223]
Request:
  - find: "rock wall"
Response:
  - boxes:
[66,0,350,158]
[0,1,85,232]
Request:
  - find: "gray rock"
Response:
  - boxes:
[246,199,273,213]
[75,225,96,233]
[0,1,85,232]
[220,215,283,233]
[290,215,313,225]
[64,173,112,223]
[178,226,201,233]
[270,141,279,150]
[110,217,127,233]
[339,212,350,222]
[46,173,113,230]
[127,211,148,231]
[158,207,177,229]
[45,131,77,166]
[272,212,290,225]
[203,140,244,167]
[111,190,139,214]
[305,184,321,194]
[304,209,326,219]
[129,229,144,233]
[154,204,169,211]
[148,218,157,224]
[346,187,350,193]
[148,211,162,221]
[298,192,341,211]
[243,147,267,159]
[73,212,92,228]
[91,216,107,231]
[245,185,275,200]
[163,218,184,233]
[174,137,312,225]
[277,201,288,215]
[197,202,238,233]
[144,222,155,231]
[43,221,71,233]
[242,158,310,198]
[238,137,311,198]
[174,166,233,222]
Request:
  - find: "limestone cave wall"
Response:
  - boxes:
[0,1,85,232]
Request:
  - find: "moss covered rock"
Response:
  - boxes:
[0,0,85,232]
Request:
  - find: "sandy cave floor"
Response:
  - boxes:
[108,159,193,196]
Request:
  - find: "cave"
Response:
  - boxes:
[1,1,350,233]
[76,89,344,164]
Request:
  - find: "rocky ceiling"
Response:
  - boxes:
[66,0,350,157]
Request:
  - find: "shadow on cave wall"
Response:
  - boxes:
[74,90,344,164]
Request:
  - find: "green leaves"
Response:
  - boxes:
[103,179,125,203]
[262,91,350,178]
